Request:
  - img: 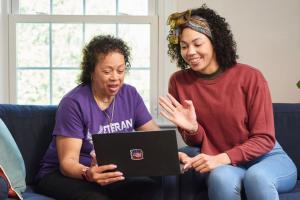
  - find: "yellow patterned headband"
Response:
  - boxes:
[167,9,212,44]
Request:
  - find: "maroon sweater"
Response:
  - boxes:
[169,63,275,165]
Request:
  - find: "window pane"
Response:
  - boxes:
[19,0,150,15]
[19,0,50,14]
[85,0,116,15]
[52,24,83,68]
[125,69,150,109]
[118,0,148,15]
[17,70,50,104]
[15,2,154,108]
[119,24,150,68]
[52,69,80,104]
[52,0,83,15]
[17,23,49,67]
[85,24,116,43]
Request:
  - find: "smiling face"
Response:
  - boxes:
[91,51,126,98]
[180,27,219,74]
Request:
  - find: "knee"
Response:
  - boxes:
[207,166,243,199]
[208,166,241,189]
[244,167,279,199]
[244,168,275,190]
[244,168,274,187]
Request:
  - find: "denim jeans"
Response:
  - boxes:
[207,142,297,200]
[181,142,297,200]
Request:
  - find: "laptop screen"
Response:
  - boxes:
[92,129,180,177]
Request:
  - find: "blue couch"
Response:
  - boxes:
[0,103,299,199]
[0,104,171,200]
[0,105,56,200]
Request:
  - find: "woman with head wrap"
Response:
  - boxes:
[159,5,297,200]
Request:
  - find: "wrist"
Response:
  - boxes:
[218,153,231,165]
[183,123,198,135]
[191,122,199,133]
[81,167,92,182]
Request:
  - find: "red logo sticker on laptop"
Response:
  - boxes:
[130,149,144,160]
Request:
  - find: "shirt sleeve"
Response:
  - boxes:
[133,88,152,129]
[226,72,276,165]
[53,97,85,139]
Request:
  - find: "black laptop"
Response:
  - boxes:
[92,129,181,177]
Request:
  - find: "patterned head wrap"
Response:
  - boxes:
[167,9,212,44]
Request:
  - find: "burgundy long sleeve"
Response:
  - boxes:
[169,63,275,165]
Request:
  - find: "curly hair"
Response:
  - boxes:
[167,4,238,70]
[79,35,131,85]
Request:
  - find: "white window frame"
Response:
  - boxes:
[8,0,160,118]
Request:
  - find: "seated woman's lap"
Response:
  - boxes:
[106,176,162,200]
[36,170,162,200]
[179,145,297,200]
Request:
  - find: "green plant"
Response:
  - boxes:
[297,80,300,89]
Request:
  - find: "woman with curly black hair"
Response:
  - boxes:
[159,5,297,200]
[36,35,161,200]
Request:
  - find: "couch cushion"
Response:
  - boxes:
[273,103,300,179]
[21,186,56,200]
[0,104,57,185]
[279,181,300,200]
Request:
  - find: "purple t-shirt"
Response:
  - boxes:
[36,84,152,180]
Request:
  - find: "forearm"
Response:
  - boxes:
[56,136,88,180]
[59,158,89,180]
[226,133,275,165]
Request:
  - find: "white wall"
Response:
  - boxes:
[175,0,300,103]
[0,0,9,103]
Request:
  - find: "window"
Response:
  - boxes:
[9,0,158,114]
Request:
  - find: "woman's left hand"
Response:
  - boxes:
[191,153,231,173]
[88,151,124,185]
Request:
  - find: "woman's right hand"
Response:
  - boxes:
[159,93,198,132]
[178,152,192,173]
[88,151,125,186]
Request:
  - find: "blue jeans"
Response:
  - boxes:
[206,142,297,200]
[207,142,297,200]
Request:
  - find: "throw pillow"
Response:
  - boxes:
[0,118,26,199]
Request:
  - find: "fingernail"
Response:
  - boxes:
[184,164,189,169]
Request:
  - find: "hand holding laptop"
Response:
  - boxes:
[84,150,125,186]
